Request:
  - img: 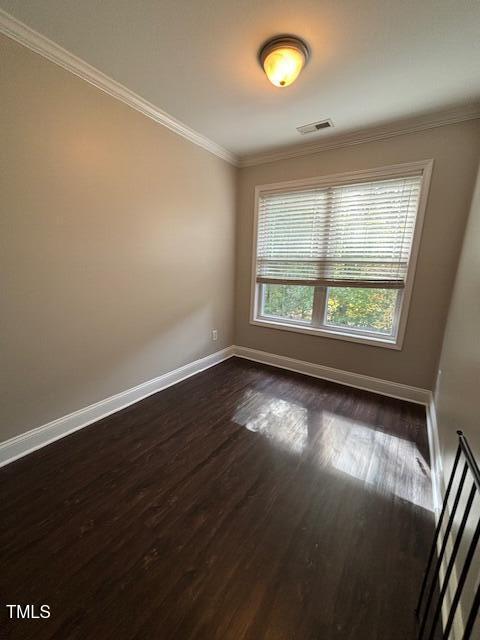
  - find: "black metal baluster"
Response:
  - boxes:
[462,580,480,640]
[442,518,480,638]
[416,442,463,617]
[418,462,469,639]
[417,431,480,639]
[427,482,477,640]
[441,433,480,639]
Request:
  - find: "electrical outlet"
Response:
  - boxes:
[212,329,218,342]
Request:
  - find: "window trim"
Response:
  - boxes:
[257,284,402,343]
[249,160,434,350]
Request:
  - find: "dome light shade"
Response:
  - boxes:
[259,35,310,87]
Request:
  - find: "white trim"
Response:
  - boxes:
[250,316,402,349]
[249,160,433,351]
[0,346,235,468]
[1,340,458,634]
[0,9,238,166]
[425,397,465,640]
[0,343,432,469]
[235,347,461,636]
[1,9,478,170]
[251,159,433,192]
[234,345,431,404]
[426,396,443,513]
[239,105,480,167]
[398,159,433,348]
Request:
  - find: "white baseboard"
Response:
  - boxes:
[426,396,444,512]
[0,342,461,635]
[238,345,463,635]
[0,344,431,469]
[233,345,431,405]
[0,346,235,468]
[426,397,464,640]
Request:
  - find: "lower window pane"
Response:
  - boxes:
[325,287,398,335]
[262,284,314,323]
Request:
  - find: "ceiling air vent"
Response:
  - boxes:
[296,119,334,135]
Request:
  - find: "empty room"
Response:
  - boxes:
[1,1,480,638]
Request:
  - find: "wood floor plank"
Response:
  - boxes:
[0,357,435,639]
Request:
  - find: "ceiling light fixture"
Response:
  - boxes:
[258,35,310,88]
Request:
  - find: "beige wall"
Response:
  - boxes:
[235,122,480,389]
[0,34,236,441]
[2,30,479,447]
[435,160,480,467]
[433,161,480,633]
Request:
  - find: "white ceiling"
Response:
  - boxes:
[1,0,479,157]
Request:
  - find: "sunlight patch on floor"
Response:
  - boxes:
[233,389,308,454]
[325,415,432,510]
[234,389,432,510]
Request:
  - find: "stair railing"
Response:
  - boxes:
[416,430,480,640]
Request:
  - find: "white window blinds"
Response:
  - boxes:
[256,174,423,289]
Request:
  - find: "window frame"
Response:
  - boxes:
[249,160,434,350]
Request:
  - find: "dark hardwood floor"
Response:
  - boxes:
[0,357,435,640]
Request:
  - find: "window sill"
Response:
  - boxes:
[250,316,403,350]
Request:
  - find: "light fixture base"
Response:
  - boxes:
[258,35,310,70]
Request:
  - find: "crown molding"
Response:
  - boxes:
[238,104,480,167]
[0,9,239,166]
[2,8,479,171]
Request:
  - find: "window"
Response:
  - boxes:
[251,161,432,348]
